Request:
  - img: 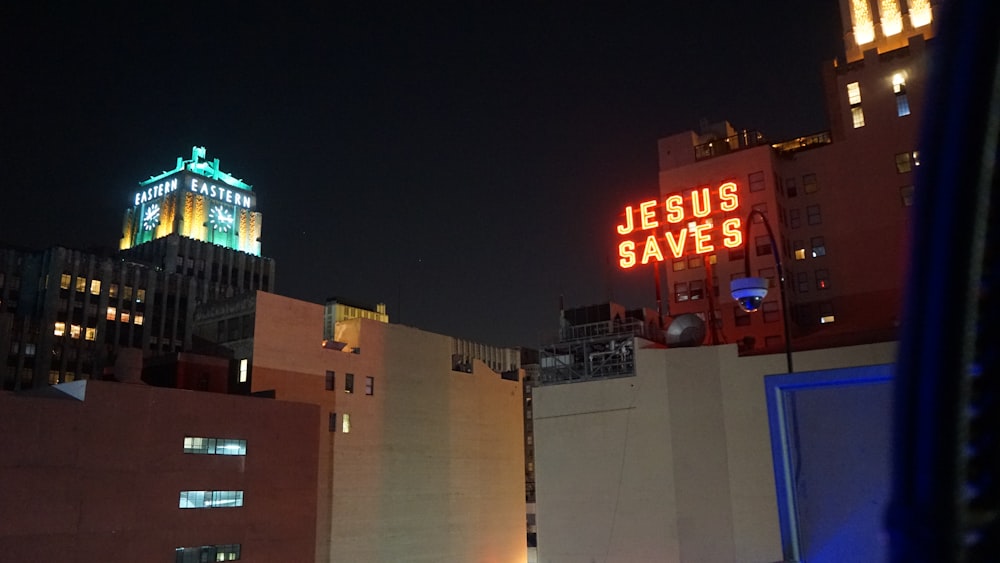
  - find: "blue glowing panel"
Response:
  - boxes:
[766,364,894,563]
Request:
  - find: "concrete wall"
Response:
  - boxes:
[251,291,527,563]
[0,380,319,563]
[533,340,896,563]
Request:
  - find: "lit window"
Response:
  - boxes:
[90,280,101,295]
[820,302,835,324]
[60,274,71,289]
[909,0,932,28]
[687,255,703,269]
[816,269,831,290]
[851,0,875,44]
[365,376,374,396]
[24,343,35,356]
[345,373,354,393]
[49,370,60,385]
[672,259,686,272]
[690,279,705,301]
[133,313,143,325]
[847,82,862,105]
[811,236,827,257]
[106,306,117,321]
[342,413,351,433]
[75,277,86,292]
[123,286,133,300]
[794,248,806,261]
[175,544,241,562]
[178,490,244,509]
[54,322,66,336]
[239,358,248,383]
[85,327,96,341]
[109,284,119,298]
[675,282,689,302]
[121,311,131,323]
[136,289,145,303]
[851,106,866,128]
[893,73,911,116]
[325,370,335,391]
[183,436,247,456]
[70,324,82,339]
[900,185,915,206]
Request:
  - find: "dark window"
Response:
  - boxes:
[756,235,771,257]
[762,301,780,323]
[329,412,337,432]
[803,174,818,194]
[687,255,703,269]
[735,309,751,326]
[786,178,798,198]
[900,185,915,206]
[797,271,809,293]
[896,152,913,173]
[325,370,335,391]
[345,373,354,394]
[729,248,745,262]
[789,209,801,229]
[365,376,374,396]
[749,171,766,192]
[672,259,686,272]
[806,205,822,225]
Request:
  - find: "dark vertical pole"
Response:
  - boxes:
[890,2,1000,561]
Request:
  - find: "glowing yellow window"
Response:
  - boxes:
[90,280,101,295]
[794,248,806,260]
[60,274,71,289]
[54,322,66,336]
[847,82,862,105]
[342,413,351,433]
[820,315,836,324]
[136,288,146,303]
[121,311,131,323]
[75,277,86,292]
[85,327,96,341]
[70,324,82,339]
[133,314,144,326]
[107,307,117,321]
[109,283,119,298]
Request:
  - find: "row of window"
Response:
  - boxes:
[847,74,911,130]
[175,544,241,562]
[106,307,144,325]
[179,490,244,509]
[59,274,146,302]
[324,371,374,395]
[183,436,247,456]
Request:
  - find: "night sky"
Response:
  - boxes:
[2,2,843,347]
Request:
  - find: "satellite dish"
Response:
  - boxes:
[665,314,706,347]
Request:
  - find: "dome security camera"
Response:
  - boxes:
[730,277,769,313]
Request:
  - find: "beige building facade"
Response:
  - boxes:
[532,340,896,562]
[248,291,527,563]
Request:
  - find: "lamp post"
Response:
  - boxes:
[729,209,794,373]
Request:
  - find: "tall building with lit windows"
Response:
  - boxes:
[0,147,274,390]
[640,0,939,353]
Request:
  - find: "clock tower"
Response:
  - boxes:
[120,146,263,256]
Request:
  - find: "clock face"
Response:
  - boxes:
[142,204,160,231]
[209,205,235,233]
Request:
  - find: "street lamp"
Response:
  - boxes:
[729,209,794,373]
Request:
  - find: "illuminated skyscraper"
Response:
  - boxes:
[0,147,274,389]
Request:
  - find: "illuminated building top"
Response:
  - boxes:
[842,0,937,62]
[120,146,263,256]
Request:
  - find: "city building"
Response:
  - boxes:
[0,147,273,390]
[616,0,940,353]
[0,376,320,562]
[200,290,527,562]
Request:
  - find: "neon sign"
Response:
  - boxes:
[616,181,744,269]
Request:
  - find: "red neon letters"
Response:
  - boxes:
[617,181,743,269]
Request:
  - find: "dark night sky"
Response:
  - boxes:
[1,2,843,347]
